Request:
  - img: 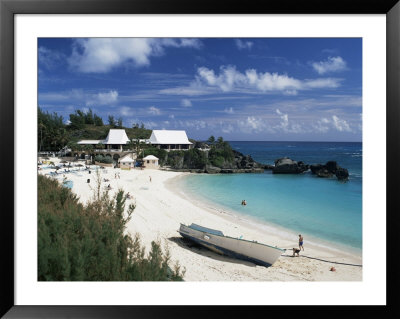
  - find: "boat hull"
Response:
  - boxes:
[179,224,285,267]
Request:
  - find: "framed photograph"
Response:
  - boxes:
[1,0,398,317]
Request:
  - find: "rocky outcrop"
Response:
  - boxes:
[272,157,309,174]
[205,165,221,174]
[335,167,349,180]
[310,161,349,181]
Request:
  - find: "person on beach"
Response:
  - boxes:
[299,234,304,251]
[149,176,152,182]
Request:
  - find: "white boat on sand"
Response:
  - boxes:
[178,223,286,267]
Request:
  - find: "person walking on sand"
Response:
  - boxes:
[299,234,304,251]
[149,176,152,182]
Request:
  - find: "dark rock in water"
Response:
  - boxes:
[273,157,308,174]
[325,161,339,174]
[336,168,349,180]
[263,164,275,170]
[205,165,221,174]
[311,161,349,181]
[220,169,234,174]
[316,168,333,178]
[310,164,324,174]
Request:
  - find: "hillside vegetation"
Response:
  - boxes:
[38,107,152,151]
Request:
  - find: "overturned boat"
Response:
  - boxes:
[178,223,286,267]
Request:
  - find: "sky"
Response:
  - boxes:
[38,38,362,142]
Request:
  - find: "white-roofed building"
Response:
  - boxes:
[143,155,159,169]
[77,129,131,151]
[148,130,193,151]
[119,153,137,169]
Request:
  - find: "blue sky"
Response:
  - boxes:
[38,38,362,142]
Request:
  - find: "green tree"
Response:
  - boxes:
[108,115,116,127]
[94,114,104,126]
[207,135,215,145]
[85,109,95,125]
[69,111,86,130]
[117,117,123,128]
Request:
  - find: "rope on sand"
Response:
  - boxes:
[281,253,362,267]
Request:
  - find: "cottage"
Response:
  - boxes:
[142,155,159,169]
[119,153,137,169]
[148,130,193,151]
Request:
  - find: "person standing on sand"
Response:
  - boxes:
[299,234,304,251]
[149,176,152,182]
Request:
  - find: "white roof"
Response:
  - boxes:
[119,154,136,163]
[143,155,159,160]
[120,157,135,163]
[103,129,130,145]
[77,140,101,145]
[149,130,192,145]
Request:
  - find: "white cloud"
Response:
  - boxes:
[221,123,234,134]
[312,56,347,75]
[332,115,351,132]
[224,107,234,114]
[274,109,304,133]
[148,106,161,115]
[313,118,330,133]
[235,39,253,50]
[86,90,118,106]
[143,121,158,129]
[237,116,266,133]
[68,38,202,73]
[38,46,65,69]
[313,115,352,133]
[191,65,342,95]
[39,89,118,106]
[119,106,134,117]
[181,99,192,107]
[179,120,207,130]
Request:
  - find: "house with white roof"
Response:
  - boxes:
[148,130,193,151]
[119,153,137,169]
[77,129,130,151]
[142,155,159,169]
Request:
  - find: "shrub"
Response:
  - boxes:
[94,155,113,164]
[38,174,185,281]
[183,148,207,169]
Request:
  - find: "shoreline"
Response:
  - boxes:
[167,172,362,258]
[39,162,362,281]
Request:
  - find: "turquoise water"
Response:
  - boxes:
[179,141,362,253]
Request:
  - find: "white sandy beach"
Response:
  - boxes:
[39,160,362,281]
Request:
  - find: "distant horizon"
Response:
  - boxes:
[39,37,362,142]
[221,140,362,143]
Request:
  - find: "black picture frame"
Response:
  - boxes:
[1,0,398,317]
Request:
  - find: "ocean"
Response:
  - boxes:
[178,141,362,254]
